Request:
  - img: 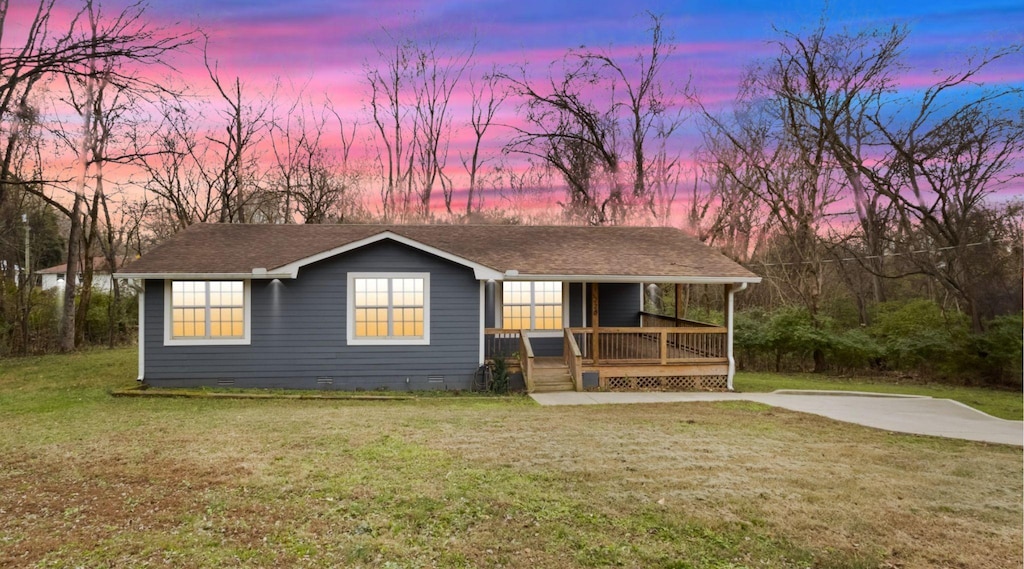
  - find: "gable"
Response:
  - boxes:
[271,231,503,280]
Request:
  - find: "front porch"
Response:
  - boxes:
[484,312,730,393]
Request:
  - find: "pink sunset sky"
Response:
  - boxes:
[9,0,1024,220]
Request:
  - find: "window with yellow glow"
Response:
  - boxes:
[170,281,245,339]
[502,281,562,330]
[353,276,425,339]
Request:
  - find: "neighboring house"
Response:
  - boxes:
[38,257,122,293]
[117,224,760,393]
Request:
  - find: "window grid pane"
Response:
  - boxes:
[353,277,426,340]
[502,281,562,331]
[171,281,245,340]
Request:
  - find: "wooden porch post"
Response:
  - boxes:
[590,282,600,364]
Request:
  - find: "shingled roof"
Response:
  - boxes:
[117,224,760,283]
[38,257,119,275]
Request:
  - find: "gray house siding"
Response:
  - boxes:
[568,283,584,327]
[590,283,642,327]
[144,240,481,390]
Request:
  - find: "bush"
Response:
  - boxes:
[966,314,1023,387]
[734,299,1017,385]
[83,290,138,346]
[0,284,62,355]
[827,327,884,372]
[870,300,969,376]
[489,356,510,394]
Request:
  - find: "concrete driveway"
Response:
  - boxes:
[530,390,1024,446]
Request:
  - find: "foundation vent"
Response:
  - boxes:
[316,376,334,386]
[216,378,235,387]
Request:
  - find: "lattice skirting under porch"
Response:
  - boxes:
[603,375,729,391]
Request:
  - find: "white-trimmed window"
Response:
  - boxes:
[502,281,564,331]
[348,273,430,345]
[165,280,251,345]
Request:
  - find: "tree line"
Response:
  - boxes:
[0,1,1020,385]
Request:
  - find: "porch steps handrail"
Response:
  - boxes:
[563,327,583,391]
[519,331,535,393]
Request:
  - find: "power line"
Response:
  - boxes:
[752,238,1016,267]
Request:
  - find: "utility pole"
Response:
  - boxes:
[19,213,32,354]
[22,213,31,287]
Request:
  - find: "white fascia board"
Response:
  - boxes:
[115,272,291,280]
[504,274,762,284]
[270,231,504,280]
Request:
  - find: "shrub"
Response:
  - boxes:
[870,300,969,375]
[966,314,1023,387]
[826,327,884,372]
[82,290,138,346]
[489,356,510,394]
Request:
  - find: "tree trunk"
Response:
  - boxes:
[59,194,83,353]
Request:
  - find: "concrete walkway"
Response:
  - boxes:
[530,390,1024,446]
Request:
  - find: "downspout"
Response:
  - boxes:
[726,282,748,391]
[136,284,145,382]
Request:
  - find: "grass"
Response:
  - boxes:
[1,348,1021,568]
[735,371,1024,420]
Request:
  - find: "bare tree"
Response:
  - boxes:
[699,79,845,370]
[0,0,190,206]
[501,57,620,224]
[366,36,416,221]
[411,41,471,217]
[582,12,688,214]
[759,19,1023,331]
[132,99,222,232]
[0,0,192,351]
[461,67,505,216]
[878,97,1023,330]
[204,40,269,224]
[268,90,363,224]
[691,136,769,262]
[364,34,471,220]
[501,13,687,225]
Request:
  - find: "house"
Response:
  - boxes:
[116,224,760,392]
[39,257,121,292]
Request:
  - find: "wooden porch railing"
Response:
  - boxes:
[486,325,726,377]
[563,327,583,391]
[640,311,719,329]
[484,328,521,360]
[519,332,535,392]
[570,326,727,365]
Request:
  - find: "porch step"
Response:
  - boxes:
[530,359,575,392]
[532,374,574,393]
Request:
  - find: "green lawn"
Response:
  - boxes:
[1,348,1021,568]
[735,371,1024,420]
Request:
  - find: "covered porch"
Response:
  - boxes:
[483,282,745,393]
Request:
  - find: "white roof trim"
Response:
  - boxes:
[504,274,762,284]
[116,272,761,284]
[114,272,290,280]
[270,231,505,280]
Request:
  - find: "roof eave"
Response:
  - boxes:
[503,273,762,284]
[114,272,292,280]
